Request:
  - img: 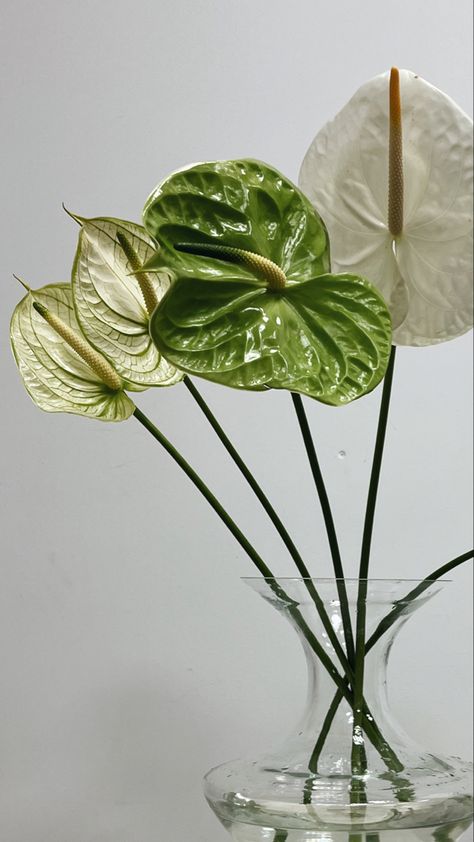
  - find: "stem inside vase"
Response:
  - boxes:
[205,578,473,839]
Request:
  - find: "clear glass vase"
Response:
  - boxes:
[204,579,473,842]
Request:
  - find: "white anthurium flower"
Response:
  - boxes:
[299,68,473,346]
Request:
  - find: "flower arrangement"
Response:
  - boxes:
[10,68,473,838]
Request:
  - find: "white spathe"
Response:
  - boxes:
[299,70,473,346]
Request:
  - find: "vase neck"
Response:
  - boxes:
[244,578,446,776]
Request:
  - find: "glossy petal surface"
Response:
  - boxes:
[143,159,330,281]
[299,70,473,346]
[11,284,135,421]
[150,273,392,405]
[72,216,182,389]
[145,159,392,403]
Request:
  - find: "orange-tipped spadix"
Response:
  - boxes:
[388,67,404,237]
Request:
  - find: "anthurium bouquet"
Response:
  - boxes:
[10,68,473,837]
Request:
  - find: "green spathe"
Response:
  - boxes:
[143,159,330,281]
[150,271,392,404]
[144,159,392,404]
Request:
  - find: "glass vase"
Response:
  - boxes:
[204,579,473,842]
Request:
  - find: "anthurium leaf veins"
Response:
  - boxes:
[72,216,183,390]
[144,160,392,405]
[10,284,135,421]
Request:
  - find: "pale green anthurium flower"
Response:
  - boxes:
[299,69,473,346]
[70,214,183,389]
[10,283,135,421]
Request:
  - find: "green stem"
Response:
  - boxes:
[308,685,344,773]
[368,549,474,650]
[291,392,355,664]
[182,381,400,772]
[352,345,397,774]
[290,392,374,800]
[133,405,402,771]
[273,832,289,842]
[133,406,340,689]
[133,406,273,580]
[307,547,474,771]
[184,376,352,677]
[284,605,403,772]
[183,376,308,573]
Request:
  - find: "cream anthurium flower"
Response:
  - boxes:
[69,213,183,389]
[299,68,473,346]
[10,281,135,421]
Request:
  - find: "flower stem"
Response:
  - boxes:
[183,376,305,568]
[133,406,273,580]
[283,606,403,772]
[367,548,474,650]
[184,376,352,677]
[306,547,473,771]
[308,685,344,773]
[291,392,355,664]
[133,404,402,771]
[352,345,397,774]
[133,406,343,688]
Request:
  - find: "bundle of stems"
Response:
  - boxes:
[133,347,473,842]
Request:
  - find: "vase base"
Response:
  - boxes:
[205,756,473,837]
[218,818,473,842]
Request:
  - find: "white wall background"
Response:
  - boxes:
[0,1,472,840]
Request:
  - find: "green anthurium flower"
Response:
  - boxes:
[10,282,135,421]
[70,213,183,389]
[143,159,330,281]
[143,159,392,405]
[299,69,473,346]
